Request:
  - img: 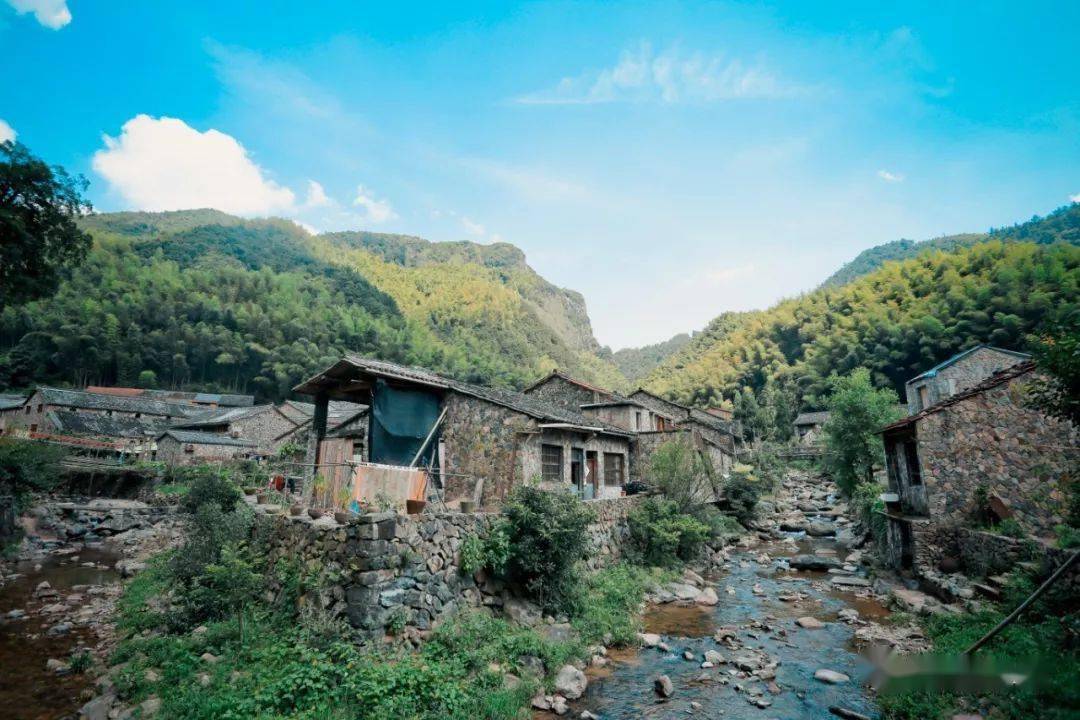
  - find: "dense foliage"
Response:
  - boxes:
[0,209,621,398]
[627,496,711,567]
[495,485,596,613]
[608,332,692,383]
[644,237,1080,421]
[0,437,65,511]
[822,368,903,495]
[0,143,92,308]
[1026,316,1080,427]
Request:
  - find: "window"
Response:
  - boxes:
[903,440,922,485]
[917,385,929,410]
[603,453,624,486]
[541,444,563,482]
[351,441,365,463]
[635,412,642,430]
[36,404,42,413]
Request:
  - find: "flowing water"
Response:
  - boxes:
[0,547,120,720]
[576,535,890,719]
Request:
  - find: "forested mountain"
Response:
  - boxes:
[609,333,692,383]
[643,238,1079,410]
[820,203,1079,288]
[0,210,622,400]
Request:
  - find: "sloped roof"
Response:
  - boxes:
[157,429,256,447]
[295,355,633,437]
[908,344,1031,383]
[47,410,167,439]
[171,404,274,429]
[522,370,615,397]
[0,394,26,410]
[794,411,831,426]
[278,399,368,425]
[882,360,1037,433]
[86,386,255,407]
[38,387,205,418]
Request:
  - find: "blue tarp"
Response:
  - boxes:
[370,379,441,467]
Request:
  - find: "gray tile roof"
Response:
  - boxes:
[157,429,256,447]
[794,411,831,426]
[38,387,205,418]
[171,404,274,429]
[0,394,26,410]
[297,355,633,438]
[47,411,167,438]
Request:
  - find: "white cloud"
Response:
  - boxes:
[352,185,397,224]
[461,216,486,236]
[1070,193,1080,204]
[92,115,296,216]
[303,180,333,209]
[516,42,809,105]
[877,169,905,183]
[0,119,15,143]
[5,0,70,29]
[294,220,319,235]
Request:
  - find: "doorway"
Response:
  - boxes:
[571,448,588,498]
[586,451,598,497]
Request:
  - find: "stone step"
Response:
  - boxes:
[986,574,1010,589]
[973,583,1002,601]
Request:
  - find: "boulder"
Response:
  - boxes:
[639,632,661,648]
[695,587,719,606]
[814,669,850,684]
[796,617,824,629]
[554,664,587,700]
[806,522,836,537]
[704,650,725,665]
[654,674,674,698]
[503,597,542,626]
[46,658,70,675]
[140,696,162,716]
[788,555,840,571]
[79,693,114,720]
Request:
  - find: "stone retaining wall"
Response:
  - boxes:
[254,495,643,641]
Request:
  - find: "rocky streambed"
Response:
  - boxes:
[0,498,181,720]
[550,472,933,720]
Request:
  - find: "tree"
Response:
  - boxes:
[1027,316,1080,426]
[649,436,719,511]
[0,142,92,308]
[822,368,903,495]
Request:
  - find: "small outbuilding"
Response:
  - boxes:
[155,429,256,466]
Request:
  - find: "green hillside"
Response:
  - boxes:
[643,238,1079,410]
[609,333,692,383]
[820,203,1079,288]
[0,210,622,400]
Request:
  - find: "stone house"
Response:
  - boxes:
[879,360,1077,574]
[86,386,255,408]
[793,411,830,446]
[0,394,27,435]
[522,370,617,408]
[905,344,1031,414]
[37,410,166,457]
[155,429,256,465]
[10,387,205,436]
[294,356,635,508]
[170,404,305,455]
[580,397,677,433]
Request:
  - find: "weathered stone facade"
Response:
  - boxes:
[882,362,1077,580]
[254,496,641,641]
[439,393,634,505]
[631,428,731,485]
[522,372,613,410]
[155,433,252,465]
[905,345,1030,414]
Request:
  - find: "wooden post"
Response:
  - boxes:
[303,392,330,493]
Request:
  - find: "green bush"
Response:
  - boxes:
[627,496,710,567]
[648,437,719,513]
[459,526,511,576]
[1055,524,1080,549]
[570,565,651,645]
[724,464,762,527]
[995,518,1025,538]
[0,438,65,510]
[851,481,886,545]
[178,465,242,514]
[498,485,595,613]
[822,368,903,495]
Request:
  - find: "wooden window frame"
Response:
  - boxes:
[603,452,625,487]
[541,443,563,483]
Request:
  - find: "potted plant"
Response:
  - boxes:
[256,492,270,505]
[334,486,353,524]
[308,476,327,519]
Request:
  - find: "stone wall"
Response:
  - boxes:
[156,435,249,465]
[254,496,642,642]
[523,375,609,410]
[905,346,1028,414]
[914,372,1076,537]
[230,407,300,453]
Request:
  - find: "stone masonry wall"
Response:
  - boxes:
[523,375,608,410]
[915,373,1077,538]
[254,496,641,642]
[906,346,1027,414]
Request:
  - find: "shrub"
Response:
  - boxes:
[724,464,762,527]
[851,481,886,546]
[0,438,65,510]
[1055,524,1080,549]
[498,486,595,613]
[178,465,242,514]
[996,517,1025,538]
[69,649,93,674]
[570,565,650,645]
[649,437,719,513]
[627,496,710,567]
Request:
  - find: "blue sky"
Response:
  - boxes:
[3,1,1078,348]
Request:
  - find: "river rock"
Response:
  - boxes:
[79,693,114,720]
[682,650,696,661]
[704,650,725,664]
[830,576,871,588]
[554,665,587,700]
[670,583,701,601]
[654,674,674,698]
[47,621,73,636]
[796,617,824,629]
[6,609,26,619]
[696,587,719,606]
[503,597,542,626]
[788,555,840,571]
[114,559,147,578]
[806,522,836,537]
[141,696,162,716]
[551,696,569,715]
[639,632,661,647]
[814,669,850,684]
[682,569,705,586]
[531,694,552,711]
[46,658,70,674]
